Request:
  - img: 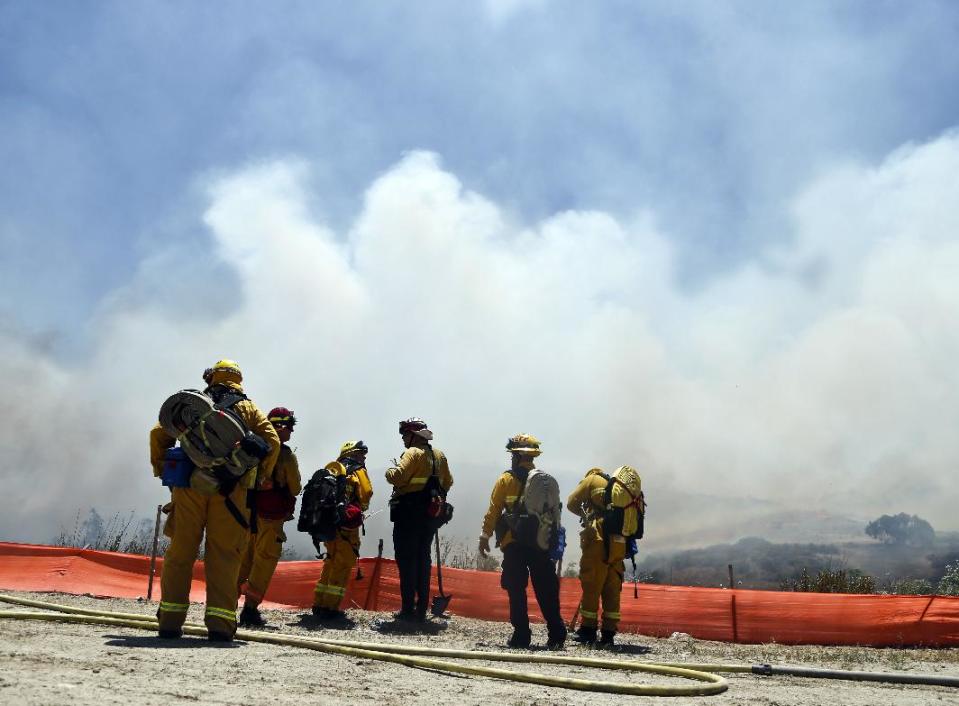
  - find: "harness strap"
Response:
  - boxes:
[223,494,250,531]
[176,409,239,469]
[428,447,445,495]
[506,468,528,536]
[213,469,248,530]
[602,475,613,561]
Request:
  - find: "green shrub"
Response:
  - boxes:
[780,567,876,594]
[938,562,959,596]
[890,578,934,595]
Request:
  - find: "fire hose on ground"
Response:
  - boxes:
[1,594,958,697]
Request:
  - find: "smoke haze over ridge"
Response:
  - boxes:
[2,135,958,554]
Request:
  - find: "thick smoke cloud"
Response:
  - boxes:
[1,134,958,556]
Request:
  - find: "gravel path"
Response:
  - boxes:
[1,591,957,705]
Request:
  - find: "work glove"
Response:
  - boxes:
[478,535,491,557]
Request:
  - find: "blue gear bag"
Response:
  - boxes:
[549,525,566,562]
[161,447,195,488]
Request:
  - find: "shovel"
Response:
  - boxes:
[430,531,452,616]
[363,539,384,610]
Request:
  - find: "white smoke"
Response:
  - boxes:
[2,133,958,555]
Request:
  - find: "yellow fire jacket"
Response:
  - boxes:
[269,444,302,495]
[343,462,373,510]
[385,444,452,497]
[149,384,281,488]
[480,471,524,549]
[566,469,610,543]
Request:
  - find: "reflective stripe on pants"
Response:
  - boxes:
[312,530,360,610]
[158,484,250,636]
[578,535,625,631]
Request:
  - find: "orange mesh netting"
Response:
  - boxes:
[2,541,957,646]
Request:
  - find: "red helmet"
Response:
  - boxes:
[268,407,297,428]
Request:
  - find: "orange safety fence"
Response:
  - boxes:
[2,541,958,647]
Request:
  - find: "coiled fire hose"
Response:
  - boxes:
[0,594,725,697]
[2,594,958,696]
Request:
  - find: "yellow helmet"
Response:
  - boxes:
[209,359,242,385]
[612,465,642,496]
[506,433,541,457]
[339,440,369,458]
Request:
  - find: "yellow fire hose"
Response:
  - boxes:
[0,594,725,697]
[2,594,958,695]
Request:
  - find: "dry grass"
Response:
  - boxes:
[54,509,169,556]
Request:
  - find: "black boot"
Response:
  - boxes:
[393,610,420,623]
[572,625,597,645]
[598,629,616,647]
[239,604,266,627]
[507,628,532,648]
[313,607,347,621]
[207,631,233,643]
[157,628,182,639]
[546,624,567,650]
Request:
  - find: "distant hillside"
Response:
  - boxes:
[645,508,869,551]
[639,483,869,551]
[637,535,959,590]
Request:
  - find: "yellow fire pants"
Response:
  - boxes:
[158,484,250,636]
[313,529,360,610]
[238,517,286,606]
[578,534,626,632]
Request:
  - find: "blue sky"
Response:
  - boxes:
[4,1,959,341]
[2,2,959,546]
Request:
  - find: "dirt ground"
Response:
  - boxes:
[1,591,957,705]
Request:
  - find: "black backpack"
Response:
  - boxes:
[597,471,646,561]
[297,467,348,555]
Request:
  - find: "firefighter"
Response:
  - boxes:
[312,440,374,619]
[479,434,566,649]
[237,407,302,627]
[386,418,453,622]
[566,466,642,646]
[149,360,280,642]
